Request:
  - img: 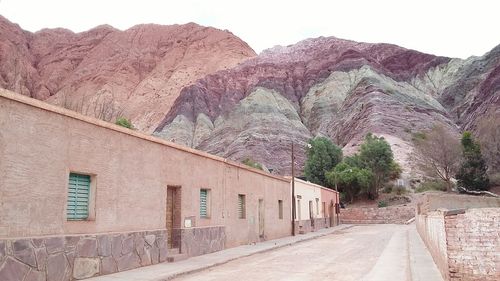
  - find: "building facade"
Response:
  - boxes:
[293,178,340,234]
[0,90,294,280]
[0,89,340,280]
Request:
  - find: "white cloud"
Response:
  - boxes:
[0,0,498,58]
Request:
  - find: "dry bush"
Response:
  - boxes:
[476,112,500,173]
[412,124,462,192]
[60,92,124,122]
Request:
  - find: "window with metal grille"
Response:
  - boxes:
[67,173,90,220]
[278,200,283,219]
[200,189,209,218]
[238,194,246,219]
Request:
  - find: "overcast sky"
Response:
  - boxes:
[1,0,498,58]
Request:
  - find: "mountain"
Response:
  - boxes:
[1,15,498,178]
[0,15,256,132]
[154,37,500,177]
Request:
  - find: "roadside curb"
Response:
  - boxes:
[86,224,354,281]
[158,224,354,281]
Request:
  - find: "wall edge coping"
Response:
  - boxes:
[442,209,466,216]
[0,89,289,183]
[288,177,339,195]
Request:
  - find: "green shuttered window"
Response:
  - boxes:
[200,189,208,218]
[67,173,90,220]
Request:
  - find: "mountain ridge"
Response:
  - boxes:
[1,15,498,178]
[154,36,499,177]
[0,15,256,132]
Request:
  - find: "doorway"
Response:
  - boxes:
[258,199,264,238]
[166,185,181,249]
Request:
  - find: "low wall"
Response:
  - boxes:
[295,218,334,234]
[173,226,225,257]
[340,206,415,224]
[417,192,500,214]
[0,230,167,280]
[416,194,500,281]
[416,211,450,279]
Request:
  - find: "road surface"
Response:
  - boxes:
[173,224,442,281]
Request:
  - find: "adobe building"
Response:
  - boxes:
[293,178,340,234]
[0,90,294,280]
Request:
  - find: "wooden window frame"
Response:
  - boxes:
[66,172,96,221]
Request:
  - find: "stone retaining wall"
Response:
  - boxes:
[340,206,415,224]
[173,226,225,257]
[0,229,167,280]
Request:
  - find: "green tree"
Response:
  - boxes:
[456,132,489,191]
[304,137,343,187]
[358,133,400,198]
[115,117,133,129]
[326,162,373,203]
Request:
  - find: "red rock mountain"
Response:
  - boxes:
[1,15,498,178]
[0,15,256,132]
[155,37,500,177]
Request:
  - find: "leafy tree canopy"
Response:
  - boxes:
[357,133,400,198]
[326,162,373,203]
[456,132,489,191]
[304,137,343,187]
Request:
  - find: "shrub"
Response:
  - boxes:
[241,158,263,170]
[411,132,426,141]
[382,184,393,194]
[394,186,407,195]
[115,117,133,129]
[378,201,388,208]
[415,180,447,193]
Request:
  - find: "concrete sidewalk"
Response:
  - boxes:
[86,225,353,281]
[408,224,443,281]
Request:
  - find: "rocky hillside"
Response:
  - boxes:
[155,37,499,176]
[1,15,498,177]
[0,15,256,132]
